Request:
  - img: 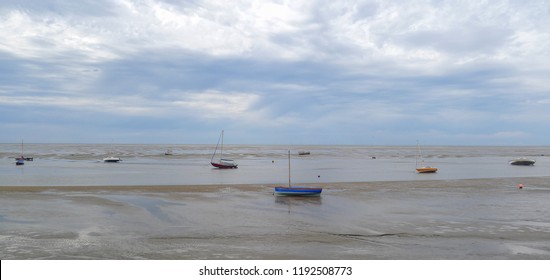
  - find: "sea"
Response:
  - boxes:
[1,144,549,186]
[2,144,550,261]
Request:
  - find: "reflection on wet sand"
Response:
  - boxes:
[274,196,322,206]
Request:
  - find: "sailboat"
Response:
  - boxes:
[15,140,26,166]
[210,130,238,168]
[415,141,437,173]
[274,150,323,196]
[103,142,121,163]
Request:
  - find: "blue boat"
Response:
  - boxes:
[274,186,322,196]
[274,150,323,196]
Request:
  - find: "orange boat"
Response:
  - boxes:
[415,141,437,173]
[416,166,438,173]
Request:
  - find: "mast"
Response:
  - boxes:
[288,150,291,187]
[416,140,419,168]
[221,130,224,160]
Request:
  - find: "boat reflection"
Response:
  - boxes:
[275,195,322,206]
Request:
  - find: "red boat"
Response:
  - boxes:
[211,158,238,169]
[210,130,238,169]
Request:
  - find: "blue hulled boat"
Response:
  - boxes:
[274,150,323,197]
[274,186,322,196]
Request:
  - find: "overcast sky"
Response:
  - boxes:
[1,0,549,145]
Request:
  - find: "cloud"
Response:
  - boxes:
[1,0,550,144]
[172,90,262,121]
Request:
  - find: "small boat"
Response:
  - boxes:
[274,151,322,196]
[15,140,26,166]
[298,151,310,156]
[104,141,121,163]
[509,158,535,166]
[416,166,438,173]
[274,186,322,196]
[415,141,437,173]
[164,149,173,156]
[103,156,121,163]
[210,130,238,168]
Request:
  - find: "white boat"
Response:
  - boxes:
[274,151,322,196]
[415,141,437,173]
[103,141,121,162]
[103,156,121,163]
[164,149,173,155]
[509,158,535,166]
[210,130,238,168]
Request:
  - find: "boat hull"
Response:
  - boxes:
[211,162,238,168]
[103,157,121,163]
[274,187,322,196]
[509,161,535,166]
[416,167,438,173]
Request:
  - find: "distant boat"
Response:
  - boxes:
[210,130,238,169]
[415,141,437,173]
[274,150,322,196]
[15,140,29,166]
[103,142,121,163]
[298,151,310,156]
[164,149,173,156]
[509,158,535,166]
[103,156,121,163]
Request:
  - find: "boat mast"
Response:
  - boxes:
[211,131,223,162]
[288,150,291,188]
[416,140,419,168]
[221,130,224,160]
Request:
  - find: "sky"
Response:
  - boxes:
[1,0,550,145]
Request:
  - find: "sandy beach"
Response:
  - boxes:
[2,177,550,259]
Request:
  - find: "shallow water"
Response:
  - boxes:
[1,144,550,186]
[1,178,550,259]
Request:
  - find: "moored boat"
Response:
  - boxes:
[415,141,438,173]
[509,158,535,166]
[103,156,121,163]
[274,150,322,196]
[15,140,27,166]
[274,186,322,196]
[416,166,438,173]
[210,130,238,168]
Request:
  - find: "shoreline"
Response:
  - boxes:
[2,176,549,192]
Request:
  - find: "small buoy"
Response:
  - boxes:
[517,183,524,189]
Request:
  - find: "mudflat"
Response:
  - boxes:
[1,177,549,259]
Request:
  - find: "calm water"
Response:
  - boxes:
[2,144,550,259]
[1,144,549,186]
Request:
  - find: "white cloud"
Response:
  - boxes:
[172,90,263,121]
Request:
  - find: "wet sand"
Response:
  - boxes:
[1,177,550,259]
